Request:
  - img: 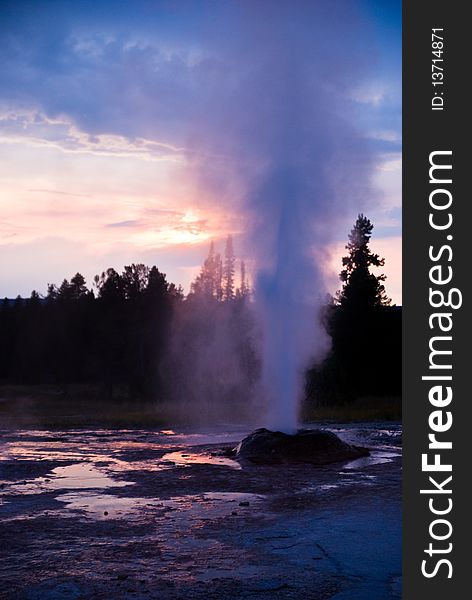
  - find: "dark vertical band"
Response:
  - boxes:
[403,2,468,597]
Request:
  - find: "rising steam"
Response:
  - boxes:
[177,1,377,431]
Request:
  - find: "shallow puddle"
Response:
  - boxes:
[344,450,401,470]
[2,462,133,496]
[56,490,263,521]
[46,463,131,489]
[57,492,153,519]
[161,450,241,470]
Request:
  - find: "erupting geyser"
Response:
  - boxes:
[189,1,376,431]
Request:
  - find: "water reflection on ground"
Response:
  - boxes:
[162,450,241,470]
[0,423,401,599]
[56,490,263,521]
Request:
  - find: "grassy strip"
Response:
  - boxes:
[301,396,401,423]
[0,385,401,429]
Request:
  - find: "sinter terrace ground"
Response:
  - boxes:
[0,424,401,600]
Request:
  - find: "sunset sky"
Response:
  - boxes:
[0,0,401,303]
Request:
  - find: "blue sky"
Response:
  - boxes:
[0,0,402,302]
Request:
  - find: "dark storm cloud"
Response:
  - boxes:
[0,1,400,151]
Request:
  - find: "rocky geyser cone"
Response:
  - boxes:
[236,428,369,465]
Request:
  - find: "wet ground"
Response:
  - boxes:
[0,424,401,599]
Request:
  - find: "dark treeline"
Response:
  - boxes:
[0,266,182,399]
[0,221,401,406]
[306,214,401,404]
[0,235,254,404]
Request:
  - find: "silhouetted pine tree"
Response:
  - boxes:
[306,214,400,404]
[235,260,250,300]
[0,264,181,402]
[338,214,391,309]
[191,242,222,299]
[223,235,235,301]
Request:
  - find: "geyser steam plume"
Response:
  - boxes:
[189,1,377,432]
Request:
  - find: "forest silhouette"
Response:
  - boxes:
[0,218,400,408]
